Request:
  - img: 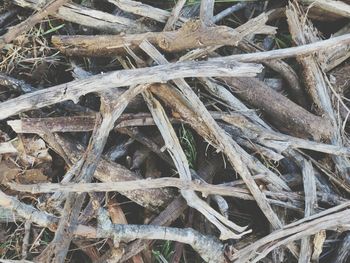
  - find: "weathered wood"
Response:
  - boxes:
[108,0,187,24]
[0,0,70,48]
[221,77,332,140]
[51,14,273,57]
[287,1,350,182]
[299,161,317,263]
[200,0,215,26]
[13,0,151,34]
[0,60,262,120]
[164,0,187,31]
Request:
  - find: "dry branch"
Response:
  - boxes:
[229,203,350,263]
[108,0,187,24]
[209,33,350,63]
[0,60,261,120]
[287,2,350,181]
[200,0,215,25]
[164,0,187,31]
[139,42,289,237]
[13,0,151,34]
[220,77,332,140]
[143,90,249,240]
[97,209,225,263]
[51,13,274,56]
[301,0,350,18]
[299,161,317,263]
[0,0,70,48]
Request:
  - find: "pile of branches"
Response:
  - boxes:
[1,0,350,262]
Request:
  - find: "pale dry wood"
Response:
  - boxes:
[108,0,187,24]
[4,177,274,200]
[0,59,261,120]
[213,2,247,23]
[229,204,350,263]
[302,0,350,18]
[332,232,350,263]
[38,85,149,263]
[287,2,350,182]
[164,0,187,31]
[97,208,225,263]
[52,134,174,210]
[299,161,317,263]
[0,189,58,230]
[0,0,70,48]
[200,0,215,25]
[139,41,287,231]
[209,33,350,63]
[13,0,151,34]
[143,90,249,240]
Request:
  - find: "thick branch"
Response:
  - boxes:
[0,60,261,120]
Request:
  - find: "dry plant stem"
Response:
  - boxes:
[287,2,350,181]
[108,0,187,24]
[213,2,247,23]
[97,209,225,263]
[5,177,278,200]
[209,33,350,63]
[0,0,70,48]
[51,13,274,57]
[0,60,261,120]
[139,42,286,231]
[299,161,317,263]
[120,158,222,261]
[143,90,249,240]
[221,77,332,140]
[301,0,350,18]
[39,85,148,262]
[51,134,173,210]
[10,114,349,156]
[200,0,215,25]
[0,190,58,230]
[13,0,151,34]
[230,205,350,263]
[164,0,187,30]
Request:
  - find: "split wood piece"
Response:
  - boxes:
[139,43,289,237]
[0,59,261,120]
[228,205,350,263]
[301,0,350,18]
[96,208,225,263]
[8,178,332,211]
[208,33,350,63]
[51,13,274,57]
[108,0,187,25]
[299,161,317,263]
[220,77,332,140]
[13,0,152,34]
[164,0,187,31]
[286,2,350,181]
[200,0,215,25]
[0,0,71,49]
[139,41,289,191]
[143,90,249,240]
[37,86,148,262]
